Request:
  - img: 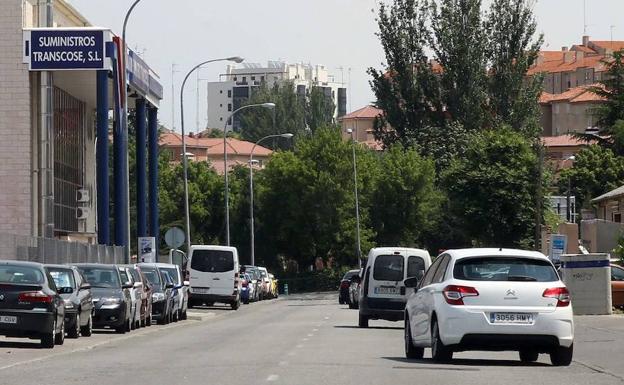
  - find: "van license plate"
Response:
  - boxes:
[0,316,17,324]
[489,313,534,324]
[374,286,399,295]
[193,288,209,294]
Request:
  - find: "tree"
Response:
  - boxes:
[591,50,624,130]
[370,145,441,246]
[368,0,445,149]
[558,145,624,210]
[430,0,489,131]
[485,0,544,137]
[442,127,541,248]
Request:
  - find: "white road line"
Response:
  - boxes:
[296,344,304,348]
[307,334,314,337]
[267,374,279,382]
[312,328,319,332]
[278,361,288,366]
[302,338,309,341]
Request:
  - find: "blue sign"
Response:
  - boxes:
[149,75,164,100]
[127,50,149,95]
[27,30,105,70]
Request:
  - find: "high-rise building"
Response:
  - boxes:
[206,61,347,131]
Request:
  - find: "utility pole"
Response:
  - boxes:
[171,63,178,131]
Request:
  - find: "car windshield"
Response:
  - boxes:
[129,268,141,283]
[191,250,234,273]
[0,265,44,284]
[47,268,75,289]
[373,255,405,281]
[161,267,180,285]
[453,257,559,282]
[78,267,121,288]
[141,268,161,286]
[342,271,359,280]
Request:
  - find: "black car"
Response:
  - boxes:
[139,265,175,325]
[0,261,66,348]
[75,264,133,333]
[46,264,94,338]
[339,269,360,305]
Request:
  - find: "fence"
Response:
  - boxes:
[0,233,124,265]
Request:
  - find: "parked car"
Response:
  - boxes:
[0,261,66,348]
[188,245,241,310]
[240,273,251,304]
[139,264,176,325]
[126,264,152,327]
[612,264,624,308]
[160,268,181,322]
[348,270,362,309]
[75,264,133,333]
[46,264,94,338]
[339,269,360,304]
[404,248,574,366]
[257,266,271,300]
[359,247,431,328]
[118,266,142,330]
[269,273,279,299]
[155,263,188,320]
[242,265,261,302]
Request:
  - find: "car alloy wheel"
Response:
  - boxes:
[80,314,92,337]
[405,316,424,359]
[68,313,80,338]
[431,320,452,362]
[55,319,65,345]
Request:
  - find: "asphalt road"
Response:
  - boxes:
[0,293,623,385]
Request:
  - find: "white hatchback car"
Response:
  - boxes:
[404,248,574,366]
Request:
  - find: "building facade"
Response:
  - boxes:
[207,61,347,131]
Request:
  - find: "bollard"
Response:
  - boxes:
[561,253,612,315]
[284,283,289,296]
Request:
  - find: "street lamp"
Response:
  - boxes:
[248,133,294,265]
[346,128,362,267]
[180,56,244,252]
[223,102,276,246]
[564,155,576,223]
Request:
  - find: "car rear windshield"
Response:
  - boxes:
[161,267,180,285]
[373,255,404,282]
[191,250,234,273]
[0,265,44,284]
[453,257,559,282]
[342,271,359,280]
[141,268,160,285]
[47,268,75,289]
[78,267,121,288]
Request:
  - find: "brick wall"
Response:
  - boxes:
[0,1,33,236]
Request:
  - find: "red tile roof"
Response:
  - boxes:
[528,54,607,75]
[591,41,624,51]
[571,45,598,54]
[159,132,272,156]
[541,134,596,147]
[339,105,383,121]
[540,84,605,104]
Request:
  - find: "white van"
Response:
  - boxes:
[358,247,431,328]
[188,245,241,310]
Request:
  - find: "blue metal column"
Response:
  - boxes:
[96,70,110,245]
[135,98,147,238]
[147,106,159,245]
[111,40,127,248]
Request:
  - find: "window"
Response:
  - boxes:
[191,250,235,273]
[342,270,359,280]
[453,257,558,282]
[220,104,222,108]
[227,90,232,98]
[0,265,45,284]
[119,269,131,284]
[228,103,232,112]
[612,266,624,281]
[614,213,622,223]
[251,76,255,81]
[161,267,180,285]
[47,268,76,289]
[373,255,404,281]
[261,76,265,82]
[407,256,426,280]
[220,117,223,121]
[141,268,161,286]
[233,77,237,81]
[220,90,223,94]
[432,256,451,283]
[420,257,443,288]
[77,267,121,288]
[242,76,247,83]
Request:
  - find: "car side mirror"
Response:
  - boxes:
[122,283,133,289]
[404,277,419,288]
[351,276,361,284]
[183,280,190,287]
[165,283,174,289]
[79,283,91,291]
[58,287,73,294]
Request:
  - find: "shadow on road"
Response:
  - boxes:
[334,325,404,330]
[382,356,550,367]
[0,340,43,349]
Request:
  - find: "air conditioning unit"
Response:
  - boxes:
[76,207,90,220]
[76,189,90,203]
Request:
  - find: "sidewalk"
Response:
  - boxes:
[574,315,624,381]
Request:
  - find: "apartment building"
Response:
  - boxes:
[207,61,347,131]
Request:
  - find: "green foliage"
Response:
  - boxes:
[442,127,540,248]
[558,145,624,209]
[591,50,624,130]
[613,234,624,265]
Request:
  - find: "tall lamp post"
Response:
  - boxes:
[249,133,293,265]
[223,103,276,246]
[347,128,362,267]
[564,155,576,223]
[180,57,244,252]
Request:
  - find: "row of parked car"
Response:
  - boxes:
[339,247,576,366]
[0,260,189,348]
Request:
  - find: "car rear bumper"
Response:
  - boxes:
[360,297,405,321]
[0,310,55,337]
[93,307,126,328]
[437,305,574,349]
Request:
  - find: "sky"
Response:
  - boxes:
[67,0,624,133]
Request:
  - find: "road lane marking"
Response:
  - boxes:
[267,374,279,381]
[312,329,318,332]
[278,361,288,366]
[296,344,304,348]
[307,334,314,337]
[302,338,309,341]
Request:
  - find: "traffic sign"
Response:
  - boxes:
[165,227,185,249]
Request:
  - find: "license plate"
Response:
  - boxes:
[489,312,534,324]
[193,288,209,294]
[0,316,17,324]
[374,286,399,295]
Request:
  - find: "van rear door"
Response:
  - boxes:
[189,249,235,296]
[367,254,405,299]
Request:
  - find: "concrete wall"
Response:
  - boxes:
[341,118,374,142]
[0,0,33,236]
[581,219,624,253]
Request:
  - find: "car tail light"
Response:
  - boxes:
[442,285,479,305]
[340,281,350,289]
[18,291,53,304]
[542,287,570,307]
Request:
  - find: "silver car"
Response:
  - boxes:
[154,263,189,320]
